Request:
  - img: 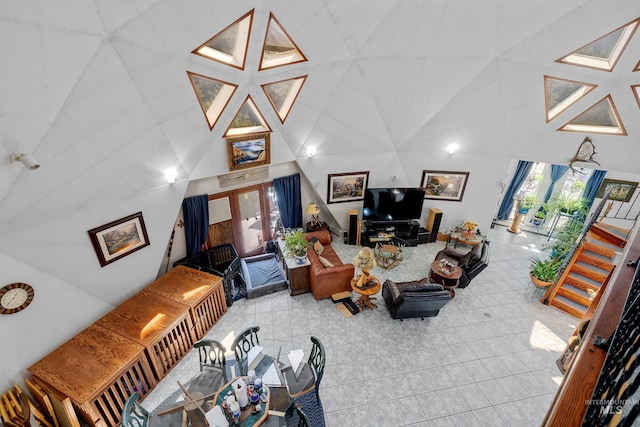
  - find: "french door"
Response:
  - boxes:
[230,183,280,257]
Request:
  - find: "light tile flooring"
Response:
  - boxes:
[143,225,578,426]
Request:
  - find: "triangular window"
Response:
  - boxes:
[259,13,307,71]
[192,10,254,70]
[634,60,640,72]
[261,76,307,123]
[558,95,627,135]
[544,76,597,122]
[632,84,640,109]
[224,95,272,137]
[187,72,238,130]
[556,18,639,71]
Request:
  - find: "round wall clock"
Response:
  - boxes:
[0,283,35,314]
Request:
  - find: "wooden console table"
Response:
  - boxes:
[145,265,227,339]
[28,323,156,427]
[95,290,195,381]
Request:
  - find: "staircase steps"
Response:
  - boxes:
[545,223,624,319]
[590,223,629,248]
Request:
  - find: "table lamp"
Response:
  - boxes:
[306,203,323,228]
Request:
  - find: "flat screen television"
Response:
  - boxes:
[362,188,426,221]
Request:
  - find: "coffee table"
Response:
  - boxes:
[429,261,462,298]
[351,274,381,310]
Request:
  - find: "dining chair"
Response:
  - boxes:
[285,336,326,427]
[307,336,326,405]
[294,403,311,427]
[194,339,227,372]
[121,392,150,427]
[231,326,260,375]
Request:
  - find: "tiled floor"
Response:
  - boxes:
[143,225,578,426]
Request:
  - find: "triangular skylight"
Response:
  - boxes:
[192,10,254,70]
[558,95,627,135]
[224,95,272,137]
[556,18,639,71]
[544,76,597,122]
[187,72,238,130]
[632,84,640,109]
[261,75,307,123]
[259,13,307,71]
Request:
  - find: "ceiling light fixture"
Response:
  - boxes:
[307,147,316,157]
[164,169,177,184]
[447,143,459,155]
[10,153,40,170]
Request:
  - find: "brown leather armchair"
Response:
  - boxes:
[433,240,490,288]
[304,230,355,300]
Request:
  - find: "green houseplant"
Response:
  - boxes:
[283,228,310,263]
[518,194,536,214]
[530,256,562,285]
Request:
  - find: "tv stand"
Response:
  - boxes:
[361,220,423,247]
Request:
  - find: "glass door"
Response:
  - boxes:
[231,183,278,257]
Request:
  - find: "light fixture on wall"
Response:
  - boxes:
[446,143,459,155]
[164,169,177,184]
[307,147,316,157]
[10,153,40,170]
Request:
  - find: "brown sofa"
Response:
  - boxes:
[304,230,355,300]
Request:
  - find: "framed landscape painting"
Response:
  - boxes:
[421,170,469,202]
[327,171,369,204]
[226,132,271,171]
[596,178,638,202]
[88,212,150,267]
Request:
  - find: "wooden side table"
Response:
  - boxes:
[278,239,310,296]
[429,261,462,298]
[350,274,381,310]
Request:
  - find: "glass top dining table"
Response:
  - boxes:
[150,350,315,426]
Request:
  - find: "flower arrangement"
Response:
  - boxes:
[462,220,477,237]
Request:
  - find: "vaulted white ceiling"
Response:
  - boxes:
[1,0,640,304]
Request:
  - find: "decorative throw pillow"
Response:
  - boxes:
[313,240,324,255]
[318,255,334,268]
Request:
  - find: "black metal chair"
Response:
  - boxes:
[231,326,260,376]
[121,392,150,427]
[285,336,326,427]
[294,403,311,427]
[194,339,226,372]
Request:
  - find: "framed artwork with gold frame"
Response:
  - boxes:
[226,132,271,171]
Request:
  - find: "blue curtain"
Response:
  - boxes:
[274,174,302,228]
[497,160,534,220]
[182,195,209,256]
[543,164,570,203]
[583,169,607,208]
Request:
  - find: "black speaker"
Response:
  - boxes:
[418,227,430,244]
[348,210,359,245]
[426,208,442,243]
[343,231,348,244]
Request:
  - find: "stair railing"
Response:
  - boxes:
[596,184,640,242]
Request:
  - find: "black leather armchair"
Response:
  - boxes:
[382,278,452,320]
[434,240,490,288]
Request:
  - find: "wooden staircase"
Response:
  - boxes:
[543,223,626,318]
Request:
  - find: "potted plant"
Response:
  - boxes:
[518,194,536,214]
[283,228,310,264]
[548,217,584,260]
[530,256,562,287]
[532,210,546,226]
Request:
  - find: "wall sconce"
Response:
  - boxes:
[446,143,459,155]
[164,169,177,184]
[307,147,316,158]
[10,153,40,170]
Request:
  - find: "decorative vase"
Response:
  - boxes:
[294,254,307,265]
[464,229,473,238]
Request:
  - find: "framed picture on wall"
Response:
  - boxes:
[421,170,469,202]
[596,179,638,202]
[88,212,150,267]
[226,132,271,171]
[327,171,369,204]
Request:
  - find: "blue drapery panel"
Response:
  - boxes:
[274,173,302,228]
[543,164,570,203]
[182,194,209,256]
[497,160,534,220]
[583,169,607,208]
